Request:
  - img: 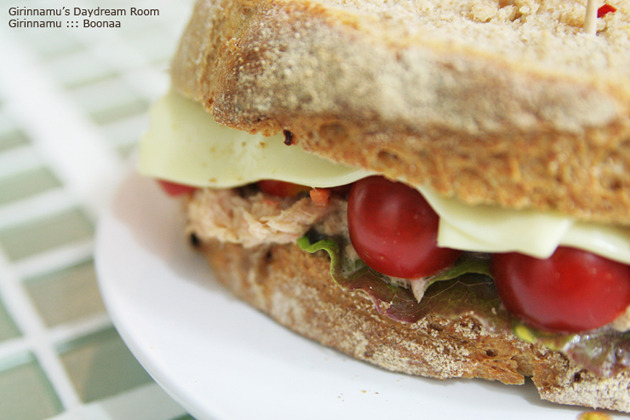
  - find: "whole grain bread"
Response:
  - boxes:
[169,0,630,412]
[200,238,630,412]
[171,0,630,226]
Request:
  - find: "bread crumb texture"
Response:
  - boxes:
[201,239,630,412]
[172,0,630,225]
[175,0,630,132]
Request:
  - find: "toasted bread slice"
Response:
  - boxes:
[171,0,630,225]
[200,238,630,412]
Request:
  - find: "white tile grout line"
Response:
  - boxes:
[0,337,31,364]
[0,20,124,415]
[0,189,76,230]
[47,313,112,346]
[0,5,194,418]
[62,2,192,101]
[0,28,125,222]
[48,382,187,420]
[0,146,42,178]
[12,239,95,282]
[0,313,112,365]
[0,246,83,410]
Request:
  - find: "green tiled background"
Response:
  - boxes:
[0,297,20,342]
[57,327,153,403]
[0,208,94,261]
[24,259,105,327]
[0,353,63,419]
[0,167,62,205]
[0,128,30,152]
[0,0,194,418]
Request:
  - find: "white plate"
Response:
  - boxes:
[96,171,585,420]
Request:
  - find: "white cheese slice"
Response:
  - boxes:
[137,91,372,188]
[562,222,630,264]
[137,91,630,265]
[420,186,630,264]
[419,187,572,258]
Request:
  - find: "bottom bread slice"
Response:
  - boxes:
[200,239,630,412]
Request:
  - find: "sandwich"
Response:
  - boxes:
[137,0,630,413]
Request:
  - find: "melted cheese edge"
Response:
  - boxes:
[138,92,630,265]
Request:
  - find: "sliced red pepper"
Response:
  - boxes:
[598,4,617,18]
[309,188,331,207]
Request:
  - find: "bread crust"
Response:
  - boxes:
[171,0,630,225]
[171,1,630,410]
[201,239,630,412]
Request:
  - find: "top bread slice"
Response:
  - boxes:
[171,0,630,225]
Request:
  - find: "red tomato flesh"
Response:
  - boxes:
[157,180,196,196]
[492,247,630,333]
[348,176,462,278]
[258,180,310,197]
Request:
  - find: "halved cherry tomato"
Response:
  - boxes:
[492,247,630,333]
[258,180,310,197]
[157,180,196,196]
[348,176,462,278]
[330,183,353,196]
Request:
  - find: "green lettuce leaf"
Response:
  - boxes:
[297,235,504,324]
[297,234,630,378]
[514,322,630,377]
